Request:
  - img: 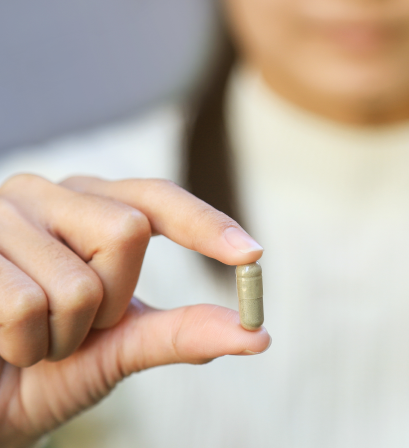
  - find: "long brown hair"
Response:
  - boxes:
[183,20,242,274]
[183,23,240,227]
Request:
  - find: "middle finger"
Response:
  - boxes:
[1,174,151,329]
[0,198,103,361]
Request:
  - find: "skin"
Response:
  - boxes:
[225,0,409,125]
[0,175,268,448]
[5,0,409,446]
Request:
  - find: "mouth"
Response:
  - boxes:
[322,23,394,51]
[305,15,406,54]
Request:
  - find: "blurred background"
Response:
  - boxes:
[0,0,216,155]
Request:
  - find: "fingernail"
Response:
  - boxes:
[224,227,263,254]
[236,335,272,356]
[238,350,259,356]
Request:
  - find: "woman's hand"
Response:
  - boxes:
[0,174,269,448]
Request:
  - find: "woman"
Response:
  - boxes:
[2,0,409,447]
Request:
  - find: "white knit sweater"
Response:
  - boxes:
[3,67,409,448]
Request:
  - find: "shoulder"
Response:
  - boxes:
[0,104,185,185]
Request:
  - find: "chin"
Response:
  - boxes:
[301,62,409,121]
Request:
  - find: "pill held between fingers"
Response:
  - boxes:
[236,262,264,331]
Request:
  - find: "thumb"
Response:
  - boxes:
[88,298,271,381]
[11,299,270,441]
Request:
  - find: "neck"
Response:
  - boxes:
[260,68,409,127]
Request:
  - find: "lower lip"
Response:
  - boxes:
[319,25,392,52]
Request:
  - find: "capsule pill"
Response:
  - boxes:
[236,262,264,331]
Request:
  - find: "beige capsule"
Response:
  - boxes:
[236,262,264,331]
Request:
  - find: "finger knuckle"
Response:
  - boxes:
[8,350,46,368]
[170,307,194,363]
[63,273,103,314]
[60,175,97,190]
[112,209,151,247]
[0,173,44,194]
[170,305,219,365]
[6,285,48,325]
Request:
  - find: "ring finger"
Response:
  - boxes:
[0,254,48,367]
[0,198,103,361]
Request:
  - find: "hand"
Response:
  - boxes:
[0,174,270,448]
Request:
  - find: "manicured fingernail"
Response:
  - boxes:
[224,227,263,254]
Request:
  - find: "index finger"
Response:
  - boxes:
[60,177,263,266]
